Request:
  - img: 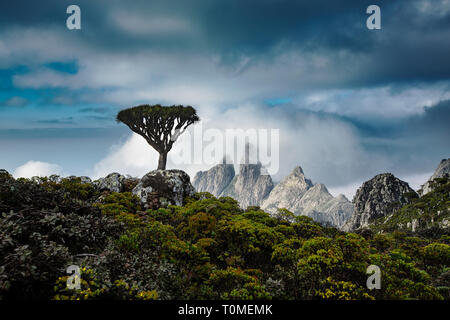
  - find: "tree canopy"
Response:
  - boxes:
[116,104,199,170]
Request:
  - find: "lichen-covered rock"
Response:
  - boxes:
[79,176,92,184]
[93,173,126,193]
[132,169,195,209]
[343,173,417,231]
[31,176,45,184]
[419,158,450,196]
[48,174,63,184]
[64,175,93,184]
[193,163,235,197]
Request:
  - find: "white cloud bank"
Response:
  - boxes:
[91,102,375,186]
[13,160,63,178]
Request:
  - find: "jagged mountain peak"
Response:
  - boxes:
[192,163,235,197]
[291,166,305,176]
[262,168,353,229]
[308,183,330,194]
[343,173,417,231]
[280,166,313,188]
[193,163,354,229]
[221,162,273,208]
[420,158,450,195]
[335,194,349,202]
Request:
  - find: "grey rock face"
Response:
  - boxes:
[31,176,45,184]
[308,193,354,228]
[193,163,235,196]
[262,166,312,213]
[48,175,63,184]
[93,172,126,193]
[343,173,417,231]
[65,175,93,184]
[79,176,92,184]
[419,158,450,195]
[133,169,195,209]
[220,163,274,209]
[261,167,353,228]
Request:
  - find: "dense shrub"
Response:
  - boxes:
[0,174,449,300]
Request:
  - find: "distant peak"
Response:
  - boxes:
[336,194,349,201]
[314,183,329,193]
[291,166,305,176]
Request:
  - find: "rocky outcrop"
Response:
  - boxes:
[65,175,92,184]
[132,170,195,209]
[262,168,353,228]
[48,175,63,184]
[343,173,417,231]
[220,163,274,209]
[93,173,126,193]
[193,163,235,196]
[419,159,450,196]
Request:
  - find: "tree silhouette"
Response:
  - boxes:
[116,104,199,170]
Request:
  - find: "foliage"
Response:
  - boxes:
[372,178,450,237]
[1,175,449,300]
[93,192,142,216]
[0,177,122,300]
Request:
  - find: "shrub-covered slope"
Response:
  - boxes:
[371,178,450,237]
[0,172,449,300]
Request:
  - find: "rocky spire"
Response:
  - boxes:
[261,166,313,213]
[419,158,450,196]
[192,162,235,197]
[262,166,353,229]
[220,161,274,208]
[342,173,417,231]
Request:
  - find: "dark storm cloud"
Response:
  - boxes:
[1,0,449,87]
[351,99,450,175]
[0,0,448,185]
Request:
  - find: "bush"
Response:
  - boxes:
[1,175,449,300]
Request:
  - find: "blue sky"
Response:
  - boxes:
[0,0,449,198]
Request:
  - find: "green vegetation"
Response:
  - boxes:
[0,174,449,300]
[372,178,450,238]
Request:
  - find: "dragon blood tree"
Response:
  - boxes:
[116,104,200,170]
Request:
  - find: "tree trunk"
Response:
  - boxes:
[157,152,167,170]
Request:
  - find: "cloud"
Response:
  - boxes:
[328,171,434,201]
[0,96,28,107]
[329,181,364,201]
[111,10,196,36]
[92,131,214,179]
[92,134,157,179]
[92,102,371,186]
[13,160,63,178]
[0,0,449,189]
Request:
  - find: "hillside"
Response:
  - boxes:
[0,169,449,300]
[371,178,450,237]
